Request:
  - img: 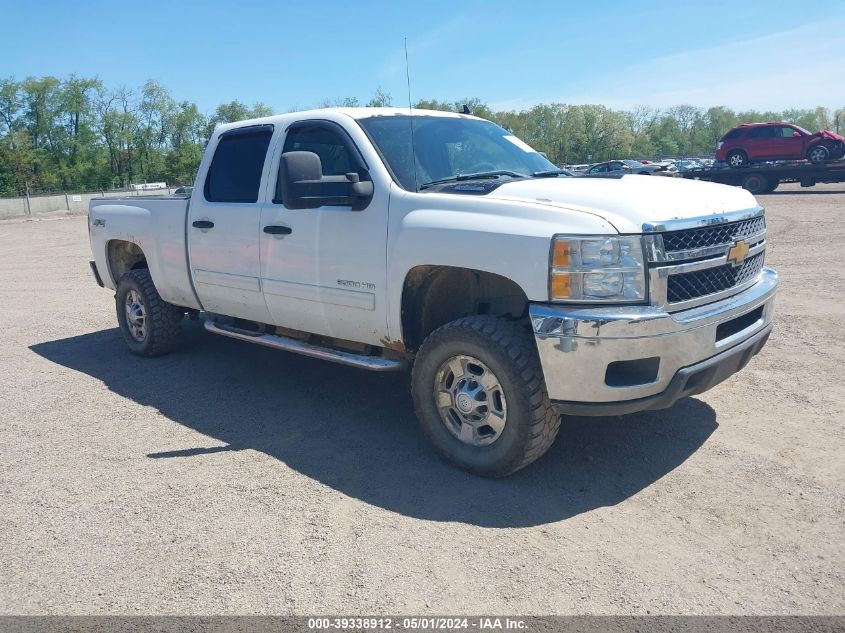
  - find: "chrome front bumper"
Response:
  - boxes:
[530,267,778,416]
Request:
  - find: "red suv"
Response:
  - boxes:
[715,122,845,168]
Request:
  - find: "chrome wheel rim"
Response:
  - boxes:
[729,154,744,166]
[124,289,146,342]
[809,147,825,162]
[434,355,507,447]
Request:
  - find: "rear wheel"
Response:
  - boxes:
[742,173,771,195]
[411,316,560,477]
[763,180,779,193]
[727,150,749,168]
[116,269,183,356]
[807,144,830,164]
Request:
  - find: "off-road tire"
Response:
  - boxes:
[411,316,561,477]
[116,269,183,357]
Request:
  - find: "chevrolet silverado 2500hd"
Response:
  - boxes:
[88,107,778,476]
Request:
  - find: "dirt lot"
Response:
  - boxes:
[1,182,843,615]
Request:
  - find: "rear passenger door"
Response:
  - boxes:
[745,126,774,160]
[188,124,275,323]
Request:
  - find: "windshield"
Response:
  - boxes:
[622,160,645,168]
[357,115,558,191]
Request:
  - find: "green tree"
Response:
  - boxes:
[366,87,392,107]
[3,73,845,195]
[205,100,274,139]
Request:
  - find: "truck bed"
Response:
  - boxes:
[88,196,200,310]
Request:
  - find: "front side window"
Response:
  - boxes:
[283,125,361,177]
[589,164,609,173]
[358,115,557,191]
[204,125,273,203]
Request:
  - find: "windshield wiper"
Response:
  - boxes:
[532,169,571,178]
[419,170,527,190]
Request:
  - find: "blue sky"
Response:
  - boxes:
[4,0,844,115]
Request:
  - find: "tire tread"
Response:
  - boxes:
[412,316,560,476]
[117,269,183,357]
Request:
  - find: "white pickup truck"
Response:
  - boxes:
[88,107,778,476]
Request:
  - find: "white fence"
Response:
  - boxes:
[0,188,178,220]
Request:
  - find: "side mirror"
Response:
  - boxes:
[793,131,801,138]
[277,151,373,210]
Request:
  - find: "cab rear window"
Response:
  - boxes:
[204,125,273,203]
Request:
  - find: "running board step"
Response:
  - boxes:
[203,320,407,372]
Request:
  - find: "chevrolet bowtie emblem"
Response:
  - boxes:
[727,240,750,266]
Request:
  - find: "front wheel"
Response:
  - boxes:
[807,144,829,164]
[411,316,560,477]
[116,269,184,356]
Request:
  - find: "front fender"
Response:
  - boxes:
[385,188,615,342]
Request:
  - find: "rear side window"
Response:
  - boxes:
[746,127,772,139]
[723,128,743,140]
[205,125,273,203]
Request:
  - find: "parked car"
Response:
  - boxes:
[565,163,591,173]
[88,107,778,477]
[585,160,669,175]
[716,122,845,168]
[675,159,704,173]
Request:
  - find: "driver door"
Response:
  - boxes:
[259,120,389,346]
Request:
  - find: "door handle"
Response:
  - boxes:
[263,225,293,235]
[192,220,214,229]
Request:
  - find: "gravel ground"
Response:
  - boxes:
[1,182,842,615]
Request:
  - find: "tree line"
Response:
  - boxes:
[1,75,843,196]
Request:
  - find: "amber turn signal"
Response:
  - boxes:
[550,272,572,298]
[552,239,572,268]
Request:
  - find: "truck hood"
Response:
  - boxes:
[486,175,759,233]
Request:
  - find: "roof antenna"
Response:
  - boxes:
[405,37,419,191]
[461,104,471,115]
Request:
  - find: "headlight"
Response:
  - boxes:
[550,236,646,302]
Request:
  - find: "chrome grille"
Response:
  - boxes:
[667,252,765,303]
[662,216,766,252]
[644,208,768,311]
